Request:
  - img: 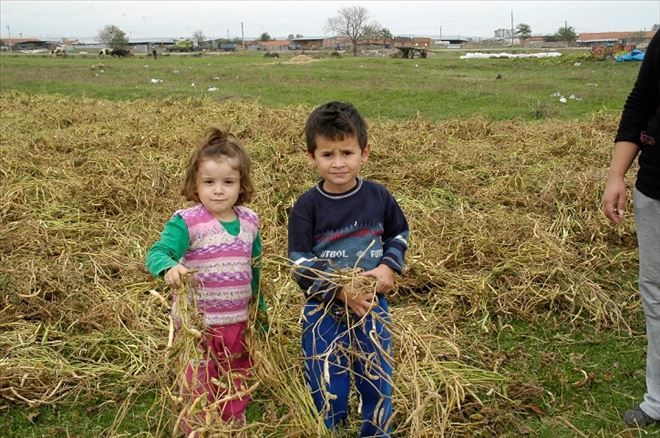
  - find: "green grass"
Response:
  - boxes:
[488,318,655,435]
[0,50,641,121]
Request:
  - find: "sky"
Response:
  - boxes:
[1,1,659,41]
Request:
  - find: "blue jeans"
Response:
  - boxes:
[302,295,393,437]
[634,188,660,420]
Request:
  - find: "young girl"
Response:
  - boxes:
[146,127,266,432]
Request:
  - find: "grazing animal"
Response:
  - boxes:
[496,73,503,80]
[263,52,279,58]
[111,48,131,58]
[98,48,131,58]
[51,47,66,56]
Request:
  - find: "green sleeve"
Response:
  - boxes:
[146,215,190,277]
[251,232,268,313]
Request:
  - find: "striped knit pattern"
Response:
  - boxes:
[175,204,259,326]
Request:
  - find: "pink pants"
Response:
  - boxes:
[180,321,251,432]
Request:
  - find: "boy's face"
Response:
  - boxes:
[309,134,370,194]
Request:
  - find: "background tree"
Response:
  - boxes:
[652,24,659,32]
[287,34,295,40]
[625,30,646,46]
[295,33,303,38]
[515,23,532,46]
[259,32,271,42]
[192,30,206,48]
[555,25,577,46]
[380,28,393,40]
[326,6,380,56]
[98,25,128,49]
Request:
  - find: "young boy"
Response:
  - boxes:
[288,101,409,436]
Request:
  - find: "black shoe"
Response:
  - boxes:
[624,405,660,427]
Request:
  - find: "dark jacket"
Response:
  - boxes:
[615,30,660,200]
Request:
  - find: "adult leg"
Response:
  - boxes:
[302,302,351,429]
[353,296,394,437]
[634,188,660,420]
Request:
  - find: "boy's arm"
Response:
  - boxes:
[379,192,409,274]
[146,215,190,277]
[288,207,342,304]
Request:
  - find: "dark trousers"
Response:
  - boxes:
[302,295,393,437]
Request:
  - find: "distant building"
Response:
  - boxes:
[577,31,656,47]
[1,38,55,51]
[291,36,330,50]
[259,40,291,51]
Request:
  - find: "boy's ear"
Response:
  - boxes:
[307,151,316,164]
[361,144,371,163]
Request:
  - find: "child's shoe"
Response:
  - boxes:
[624,405,660,427]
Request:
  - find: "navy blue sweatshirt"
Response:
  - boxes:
[615,30,660,200]
[288,178,409,304]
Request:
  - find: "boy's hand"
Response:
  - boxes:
[360,264,395,293]
[164,264,188,288]
[337,287,376,317]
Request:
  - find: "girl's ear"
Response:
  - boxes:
[361,144,371,163]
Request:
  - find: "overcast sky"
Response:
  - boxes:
[1,1,659,40]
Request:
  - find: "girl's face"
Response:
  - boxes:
[195,157,242,221]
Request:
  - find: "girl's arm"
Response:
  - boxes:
[146,215,190,277]
[251,231,267,313]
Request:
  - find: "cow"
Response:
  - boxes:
[111,48,131,58]
[263,52,279,58]
[98,48,131,58]
[51,47,66,56]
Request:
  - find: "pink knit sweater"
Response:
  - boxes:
[175,204,260,326]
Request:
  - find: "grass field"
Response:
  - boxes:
[0,50,641,121]
[1,49,658,437]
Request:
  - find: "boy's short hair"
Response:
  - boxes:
[181,127,254,205]
[304,101,368,154]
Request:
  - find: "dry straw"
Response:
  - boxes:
[0,91,636,435]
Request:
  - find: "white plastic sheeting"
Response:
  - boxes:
[460,52,562,59]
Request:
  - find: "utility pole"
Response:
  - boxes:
[510,10,514,46]
[439,25,442,40]
[241,22,244,48]
[6,25,11,52]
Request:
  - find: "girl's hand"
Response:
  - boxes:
[164,264,188,288]
[337,287,376,317]
[360,264,395,293]
[602,176,627,224]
